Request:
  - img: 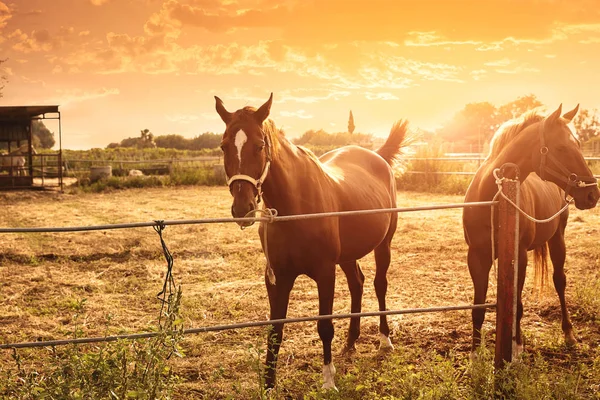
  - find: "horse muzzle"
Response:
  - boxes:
[231,203,257,228]
[573,186,600,210]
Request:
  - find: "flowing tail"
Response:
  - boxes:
[376,120,409,167]
[533,244,549,292]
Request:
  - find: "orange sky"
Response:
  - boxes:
[1,0,600,149]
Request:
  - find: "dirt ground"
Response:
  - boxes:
[0,187,599,398]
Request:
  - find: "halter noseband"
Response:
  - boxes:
[538,122,597,200]
[226,134,272,204]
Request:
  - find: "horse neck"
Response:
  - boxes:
[261,136,329,215]
[477,127,539,199]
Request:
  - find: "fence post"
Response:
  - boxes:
[495,173,520,370]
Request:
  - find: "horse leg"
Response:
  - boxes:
[264,273,296,389]
[374,240,394,350]
[339,260,365,353]
[467,245,493,352]
[515,248,528,356]
[316,265,336,390]
[548,229,577,346]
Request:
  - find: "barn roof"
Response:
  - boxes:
[0,106,59,121]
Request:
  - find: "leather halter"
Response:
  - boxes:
[538,121,597,200]
[226,133,272,204]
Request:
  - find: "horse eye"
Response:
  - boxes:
[256,143,265,152]
[220,144,225,152]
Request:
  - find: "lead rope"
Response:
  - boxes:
[243,208,278,285]
[490,169,572,273]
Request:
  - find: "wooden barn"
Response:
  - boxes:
[0,105,62,190]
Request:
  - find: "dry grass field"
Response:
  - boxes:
[0,186,599,399]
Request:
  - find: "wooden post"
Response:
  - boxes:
[495,177,520,370]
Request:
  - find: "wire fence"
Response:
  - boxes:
[0,200,499,350]
[0,304,496,350]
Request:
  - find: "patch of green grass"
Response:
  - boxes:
[0,290,185,399]
[397,142,476,195]
[572,276,600,323]
[70,166,226,193]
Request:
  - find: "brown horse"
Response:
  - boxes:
[463,104,599,355]
[215,93,407,390]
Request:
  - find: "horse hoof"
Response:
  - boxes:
[565,334,578,348]
[322,363,337,391]
[513,344,524,359]
[379,333,394,351]
[341,344,356,355]
[321,383,338,391]
[469,351,479,361]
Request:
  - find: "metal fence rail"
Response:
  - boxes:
[0,304,496,349]
[0,201,496,233]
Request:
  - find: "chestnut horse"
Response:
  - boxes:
[215,93,407,390]
[463,104,599,355]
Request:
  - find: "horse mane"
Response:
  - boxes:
[487,111,544,160]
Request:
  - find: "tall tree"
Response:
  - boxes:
[437,101,497,147]
[496,94,543,126]
[573,108,600,142]
[436,94,545,148]
[348,110,355,134]
[0,58,7,98]
[32,120,56,149]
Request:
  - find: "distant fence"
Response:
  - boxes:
[403,156,600,179]
[63,156,222,177]
[59,155,600,180]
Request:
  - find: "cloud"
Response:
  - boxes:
[482,58,539,74]
[484,58,513,67]
[165,113,200,124]
[279,109,313,119]
[10,27,75,53]
[405,31,482,47]
[48,87,120,106]
[0,1,11,30]
[278,89,351,104]
[90,0,111,5]
[365,92,399,101]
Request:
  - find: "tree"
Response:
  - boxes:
[0,58,7,98]
[139,129,156,149]
[496,94,543,127]
[32,120,56,149]
[436,94,545,149]
[154,134,189,149]
[348,110,355,134]
[573,108,600,142]
[437,101,497,147]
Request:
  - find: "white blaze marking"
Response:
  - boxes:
[234,129,248,168]
[322,363,337,390]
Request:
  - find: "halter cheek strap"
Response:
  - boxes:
[538,122,597,201]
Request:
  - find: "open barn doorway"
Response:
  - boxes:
[0,106,63,190]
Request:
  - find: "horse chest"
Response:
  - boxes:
[261,222,339,266]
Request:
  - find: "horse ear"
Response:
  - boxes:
[254,93,273,124]
[215,96,232,124]
[562,104,579,122]
[545,104,563,127]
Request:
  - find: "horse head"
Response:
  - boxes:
[533,104,599,210]
[215,93,274,227]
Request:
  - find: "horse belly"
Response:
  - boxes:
[337,213,391,262]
